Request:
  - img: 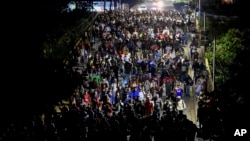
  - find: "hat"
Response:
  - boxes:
[177,96,181,99]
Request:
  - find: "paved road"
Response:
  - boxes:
[78,13,206,141]
[181,30,206,141]
[153,27,204,129]
[78,6,205,140]
[91,30,200,126]
[182,31,198,124]
[129,0,202,127]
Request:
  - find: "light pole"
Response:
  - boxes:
[199,0,201,27]
[212,36,216,90]
[203,11,206,31]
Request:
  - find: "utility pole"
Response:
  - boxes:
[199,0,201,27]
[212,36,216,91]
[203,11,206,31]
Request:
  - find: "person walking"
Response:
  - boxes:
[176,96,187,114]
[184,72,193,96]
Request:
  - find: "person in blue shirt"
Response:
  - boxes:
[108,87,115,104]
[127,87,133,100]
[131,87,139,100]
[175,84,184,98]
[124,94,132,105]
[155,50,162,62]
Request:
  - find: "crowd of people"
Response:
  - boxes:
[1,7,225,141]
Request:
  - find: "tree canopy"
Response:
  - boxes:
[205,29,245,86]
[204,20,250,137]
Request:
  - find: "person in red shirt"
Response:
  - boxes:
[82,90,92,106]
[144,97,154,117]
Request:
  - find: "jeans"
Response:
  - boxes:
[185,85,191,95]
[124,74,131,83]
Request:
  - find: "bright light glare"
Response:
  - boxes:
[156,1,164,8]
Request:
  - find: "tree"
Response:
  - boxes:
[201,2,250,138]
[216,29,250,138]
[205,29,244,88]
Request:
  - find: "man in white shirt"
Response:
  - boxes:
[176,96,187,114]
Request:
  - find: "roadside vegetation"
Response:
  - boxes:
[200,1,250,134]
